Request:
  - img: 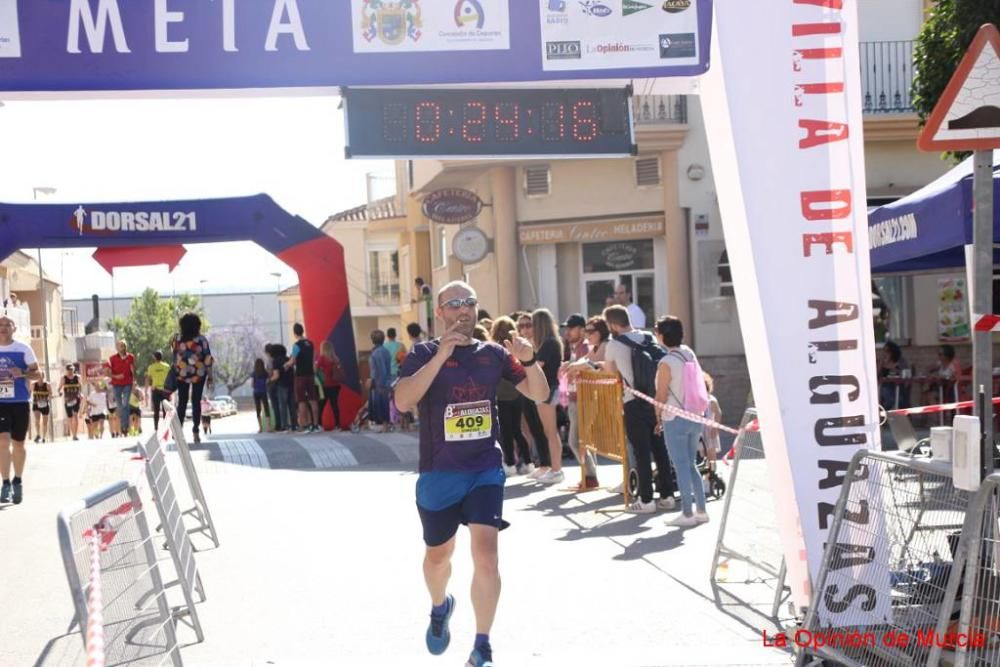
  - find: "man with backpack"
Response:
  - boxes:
[601,305,676,514]
[285,323,319,433]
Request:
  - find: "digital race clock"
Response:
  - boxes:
[343,87,636,159]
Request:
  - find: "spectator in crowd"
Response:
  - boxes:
[515,312,550,477]
[614,283,646,329]
[531,308,565,485]
[384,328,408,380]
[415,278,433,336]
[655,316,709,527]
[316,341,344,430]
[406,322,426,346]
[601,305,675,513]
[108,340,136,436]
[491,316,534,475]
[269,343,296,432]
[924,343,961,406]
[702,373,722,463]
[472,325,489,342]
[585,316,610,363]
[252,357,271,433]
[128,385,143,435]
[285,323,319,433]
[878,340,911,410]
[170,313,213,444]
[369,329,392,431]
[560,314,600,490]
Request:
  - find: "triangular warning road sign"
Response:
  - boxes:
[918,24,1000,152]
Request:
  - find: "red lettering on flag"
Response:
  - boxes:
[801,190,853,220]
[792,23,842,37]
[794,0,843,8]
[799,120,849,149]
[802,233,854,257]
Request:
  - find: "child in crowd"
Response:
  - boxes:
[702,373,722,462]
[252,358,271,433]
[129,385,143,436]
[200,397,213,435]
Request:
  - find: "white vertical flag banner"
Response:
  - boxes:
[702,0,889,620]
[0,0,22,58]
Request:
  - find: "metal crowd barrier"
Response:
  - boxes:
[710,408,791,623]
[927,472,1000,666]
[167,413,220,548]
[576,371,630,505]
[799,450,971,667]
[57,481,183,666]
[138,431,206,643]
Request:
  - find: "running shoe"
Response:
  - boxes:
[694,510,710,524]
[425,594,455,655]
[466,644,494,667]
[625,499,656,514]
[527,466,548,480]
[11,481,23,505]
[667,514,699,527]
[537,469,565,485]
[0,481,10,503]
[656,497,677,511]
[516,462,535,476]
[502,464,517,477]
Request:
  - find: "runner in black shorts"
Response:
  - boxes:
[0,313,42,505]
[31,377,51,443]
[59,365,82,441]
[394,281,548,667]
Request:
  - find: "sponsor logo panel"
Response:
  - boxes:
[659,32,696,58]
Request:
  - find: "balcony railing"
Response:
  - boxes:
[860,40,915,114]
[632,95,687,125]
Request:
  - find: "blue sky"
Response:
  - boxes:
[0,96,391,299]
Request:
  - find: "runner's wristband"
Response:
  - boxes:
[521,354,537,367]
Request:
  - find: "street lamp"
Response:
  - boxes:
[32,186,57,442]
[270,272,283,346]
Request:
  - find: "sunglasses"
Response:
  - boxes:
[440,296,479,309]
[584,328,596,334]
[517,323,533,329]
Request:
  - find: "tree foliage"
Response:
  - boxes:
[210,316,269,394]
[109,289,207,386]
[913,1,1000,160]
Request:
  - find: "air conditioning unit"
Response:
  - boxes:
[929,426,953,463]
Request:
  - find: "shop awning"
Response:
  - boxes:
[869,150,1000,274]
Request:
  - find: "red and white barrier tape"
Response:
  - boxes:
[575,377,741,435]
[885,395,1000,416]
[973,313,1000,332]
[84,529,106,667]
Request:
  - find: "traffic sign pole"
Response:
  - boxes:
[973,149,995,478]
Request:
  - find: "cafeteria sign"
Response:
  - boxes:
[422,189,484,225]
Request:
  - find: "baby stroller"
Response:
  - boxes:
[696,436,727,500]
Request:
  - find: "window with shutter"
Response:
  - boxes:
[635,157,661,187]
[524,166,551,196]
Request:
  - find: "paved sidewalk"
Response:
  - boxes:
[0,419,795,667]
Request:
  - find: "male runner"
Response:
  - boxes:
[59,365,83,441]
[145,351,172,431]
[0,313,42,504]
[395,281,547,667]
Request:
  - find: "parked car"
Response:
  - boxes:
[213,395,238,416]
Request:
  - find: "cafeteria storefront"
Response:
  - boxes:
[517,215,668,328]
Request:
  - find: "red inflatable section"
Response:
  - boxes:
[278,236,362,429]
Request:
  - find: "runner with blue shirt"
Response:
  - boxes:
[395,281,548,667]
[0,313,42,505]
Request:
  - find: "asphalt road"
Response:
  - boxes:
[0,410,795,666]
